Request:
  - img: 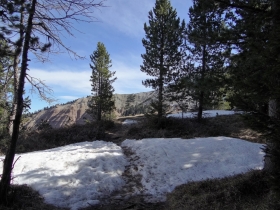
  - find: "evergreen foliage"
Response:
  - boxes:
[141,0,185,124]
[88,42,116,121]
[123,94,136,116]
[211,0,280,201]
[125,94,136,110]
[183,0,230,121]
[0,41,13,157]
[0,41,13,135]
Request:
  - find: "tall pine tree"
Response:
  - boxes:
[141,0,185,124]
[88,42,116,121]
[214,0,280,201]
[185,0,230,121]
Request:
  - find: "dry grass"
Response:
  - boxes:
[123,115,264,144]
[2,114,264,155]
[13,121,119,154]
[0,185,66,210]
[166,170,271,210]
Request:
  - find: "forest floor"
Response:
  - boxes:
[0,114,276,210]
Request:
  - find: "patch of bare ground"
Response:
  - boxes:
[0,114,270,209]
[82,146,166,210]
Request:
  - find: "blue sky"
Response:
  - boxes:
[26,0,193,112]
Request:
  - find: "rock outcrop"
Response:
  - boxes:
[25,91,157,129]
[24,90,196,129]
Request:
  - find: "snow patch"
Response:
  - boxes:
[0,136,264,207]
[0,141,128,210]
[122,119,138,125]
[121,137,264,202]
[168,110,242,118]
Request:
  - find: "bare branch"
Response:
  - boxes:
[30,0,105,59]
[25,73,57,104]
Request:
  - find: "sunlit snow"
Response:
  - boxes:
[168,110,242,118]
[122,119,138,125]
[0,137,264,209]
[0,141,128,210]
[121,137,264,202]
[122,110,242,125]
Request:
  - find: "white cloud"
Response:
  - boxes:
[112,60,153,93]
[28,59,153,98]
[28,69,92,95]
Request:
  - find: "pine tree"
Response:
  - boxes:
[141,0,185,124]
[185,0,230,121]
[124,94,135,116]
[213,0,280,201]
[88,42,116,121]
[0,40,13,141]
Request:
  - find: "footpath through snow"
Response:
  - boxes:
[0,136,264,210]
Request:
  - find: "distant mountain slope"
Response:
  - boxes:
[24,90,199,129]
[114,91,157,114]
[25,91,158,129]
[24,97,92,129]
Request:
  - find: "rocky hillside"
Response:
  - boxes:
[114,91,157,114]
[24,97,92,129]
[24,91,159,129]
[24,90,197,129]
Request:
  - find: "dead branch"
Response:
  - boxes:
[25,73,57,104]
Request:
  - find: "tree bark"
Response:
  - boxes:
[158,22,165,125]
[263,0,280,173]
[198,91,204,121]
[0,0,36,203]
[197,45,206,121]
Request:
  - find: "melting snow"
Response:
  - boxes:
[121,137,264,202]
[0,137,264,209]
[168,110,242,118]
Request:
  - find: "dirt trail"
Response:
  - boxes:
[83,145,166,210]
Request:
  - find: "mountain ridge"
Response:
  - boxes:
[24,90,197,129]
[24,91,159,129]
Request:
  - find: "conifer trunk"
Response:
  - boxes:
[263,0,280,173]
[198,45,206,121]
[97,70,102,121]
[8,0,25,136]
[158,65,164,121]
[0,0,36,203]
[198,91,204,121]
[158,22,165,122]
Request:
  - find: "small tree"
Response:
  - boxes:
[88,42,116,122]
[124,94,135,116]
[141,0,185,125]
